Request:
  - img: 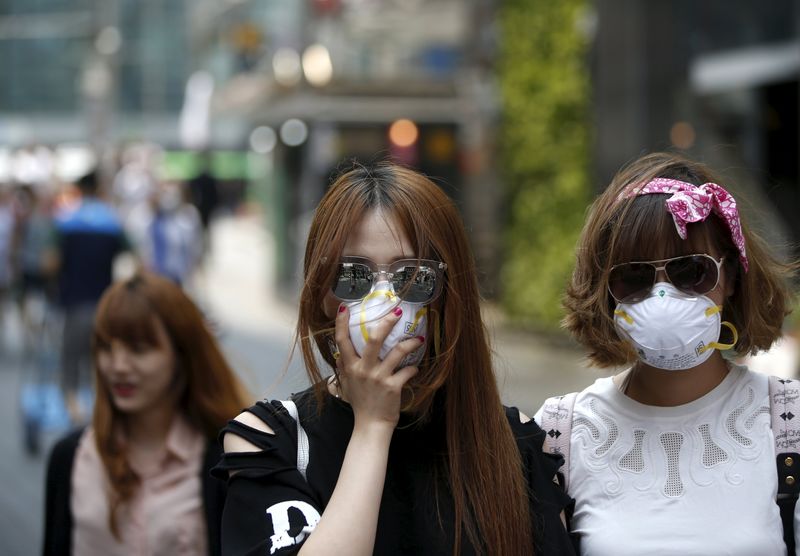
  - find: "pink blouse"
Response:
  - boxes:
[71,416,209,556]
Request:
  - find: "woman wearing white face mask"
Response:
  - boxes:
[215,162,576,555]
[535,152,797,555]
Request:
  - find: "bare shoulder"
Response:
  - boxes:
[222,410,275,454]
[518,410,531,424]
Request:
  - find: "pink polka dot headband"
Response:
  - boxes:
[623,178,749,272]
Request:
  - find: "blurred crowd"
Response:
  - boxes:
[0,142,219,424]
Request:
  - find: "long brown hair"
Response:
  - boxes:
[297,162,533,555]
[564,152,795,367]
[92,272,250,537]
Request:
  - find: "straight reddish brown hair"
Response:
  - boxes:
[564,152,795,367]
[92,272,250,537]
[297,162,534,555]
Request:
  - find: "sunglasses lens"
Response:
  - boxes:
[665,255,718,296]
[609,263,656,302]
[392,265,438,303]
[332,263,373,301]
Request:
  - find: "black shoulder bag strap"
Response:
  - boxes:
[769,375,800,554]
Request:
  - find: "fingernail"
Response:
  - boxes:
[393,307,403,316]
[416,336,425,343]
[338,304,347,313]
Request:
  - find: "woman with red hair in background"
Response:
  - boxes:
[43,272,250,556]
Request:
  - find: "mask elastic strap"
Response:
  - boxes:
[701,321,739,353]
[429,308,441,356]
[405,306,440,356]
[407,307,427,336]
[697,306,739,354]
[359,289,398,342]
[614,309,634,325]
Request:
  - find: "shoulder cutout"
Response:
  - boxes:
[518,410,531,424]
[223,410,275,454]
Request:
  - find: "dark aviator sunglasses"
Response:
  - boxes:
[608,253,724,303]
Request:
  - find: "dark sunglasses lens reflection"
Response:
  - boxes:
[608,263,655,302]
[609,255,719,302]
[664,255,717,294]
[332,262,439,303]
[332,263,374,301]
[391,265,437,303]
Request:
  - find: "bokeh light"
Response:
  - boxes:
[95,26,122,56]
[273,48,302,87]
[249,126,278,154]
[302,44,333,87]
[670,121,696,149]
[388,119,418,147]
[280,119,309,147]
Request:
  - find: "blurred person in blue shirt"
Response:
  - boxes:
[127,180,203,287]
[53,170,130,422]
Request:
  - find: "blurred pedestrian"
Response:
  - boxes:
[128,181,203,286]
[11,184,58,355]
[112,143,157,226]
[0,183,17,352]
[187,152,219,253]
[53,170,130,422]
[536,152,796,554]
[214,162,575,555]
[43,272,251,556]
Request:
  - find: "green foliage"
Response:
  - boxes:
[497,0,591,328]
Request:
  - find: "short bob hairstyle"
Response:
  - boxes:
[564,152,795,368]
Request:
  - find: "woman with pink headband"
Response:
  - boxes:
[535,152,796,554]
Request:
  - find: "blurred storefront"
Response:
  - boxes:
[593,0,800,254]
[192,0,500,293]
[0,0,503,294]
[2,0,797,296]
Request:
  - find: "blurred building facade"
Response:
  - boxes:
[190,0,500,292]
[593,0,800,253]
[1,0,798,293]
[0,0,189,148]
[1,0,502,294]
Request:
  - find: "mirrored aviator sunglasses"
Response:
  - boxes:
[607,254,724,303]
[331,256,447,304]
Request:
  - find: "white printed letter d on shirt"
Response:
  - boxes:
[266,500,321,554]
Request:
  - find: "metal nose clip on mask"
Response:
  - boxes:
[613,282,738,371]
[346,280,428,369]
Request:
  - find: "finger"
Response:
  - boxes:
[381,335,425,373]
[334,359,344,386]
[360,305,404,363]
[387,364,419,389]
[333,304,358,362]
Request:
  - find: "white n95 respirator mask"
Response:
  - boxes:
[344,280,428,369]
[613,282,737,371]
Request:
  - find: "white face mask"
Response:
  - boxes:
[613,282,738,371]
[345,280,428,368]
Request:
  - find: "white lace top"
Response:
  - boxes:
[536,364,790,555]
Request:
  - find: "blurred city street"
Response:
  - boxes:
[0,210,595,556]
[0,1,797,553]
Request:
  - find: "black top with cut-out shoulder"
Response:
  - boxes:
[212,386,575,555]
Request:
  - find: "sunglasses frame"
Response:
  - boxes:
[331,256,447,303]
[607,253,725,303]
